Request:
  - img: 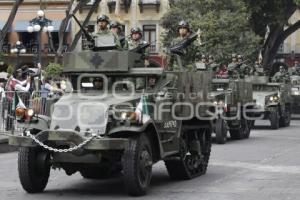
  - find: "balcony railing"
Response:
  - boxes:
[107,0,132,13]
[138,0,160,13]
[2,43,68,55]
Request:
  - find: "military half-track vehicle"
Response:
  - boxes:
[9,49,215,196]
[290,75,300,114]
[209,77,254,144]
[251,76,292,129]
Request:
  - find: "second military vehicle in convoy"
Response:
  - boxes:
[210,77,254,144]
[251,75,292,129]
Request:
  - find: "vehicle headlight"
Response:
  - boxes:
[269,96,279,102]
[25,109,35,117]
[15,108,26,119]
[120,111,138,122]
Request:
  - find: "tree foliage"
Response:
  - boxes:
[243,0,300,68]
[45,62,63,78]
[161,0,261,63]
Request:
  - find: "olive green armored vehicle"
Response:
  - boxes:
[251,76,292,129]
[290,75,300,114]
[9,46,215,196]
[209,77,254,144]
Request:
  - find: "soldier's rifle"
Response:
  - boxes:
[170,31,198,56]
[130,42,151,54]
[71,14,95,43]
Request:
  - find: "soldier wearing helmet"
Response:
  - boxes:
[227,54,238,77]
[237,54,250,77]
[92,15,121,50]
[124,27,150,65]
[272,66,289,83]
[168,20,199,71]
[207,55,219,72]
[110,20,125,47]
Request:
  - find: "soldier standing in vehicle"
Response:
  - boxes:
[124,27,150,67]
[272,66,288,82]
[207,55,219,72]
[194,54,208,70]
[124,27,150,89]
[228,54,239,77]
[168,20,198,71]
[110,20,125,48]
[237,55,250,77]
[92,15,121,50]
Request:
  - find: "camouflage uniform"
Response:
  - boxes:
[93,15,121,50]
[272,67,288,82]
[124,38,150,59]
[168,20,199,71]
[169,37,199,71]
[253,63,265,76]
[207,56,219,72]
[124,27,150,89]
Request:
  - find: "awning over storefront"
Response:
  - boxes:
[14,21,29,32]
[13,20,71,32]
[0,21,12,32]
[52,20,72,32]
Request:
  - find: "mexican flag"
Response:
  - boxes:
[135,95,150,124]
[12,92,26,111]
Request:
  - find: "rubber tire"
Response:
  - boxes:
[270,108,279,130]
[122,133,153,196]
[165,128,212,180]
[229,119,250,140]
[279,108,291,127]
[215,118,227,144]
[18,147,50,193]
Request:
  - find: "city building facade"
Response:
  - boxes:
[0,0,70,69]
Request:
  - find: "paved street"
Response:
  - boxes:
[0,120,300,200]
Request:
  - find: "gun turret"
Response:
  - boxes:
[71,14,94,43]
[170,32,198,56]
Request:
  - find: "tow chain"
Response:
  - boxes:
[25,131,101,153]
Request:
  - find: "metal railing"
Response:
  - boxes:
[0,91,52,135]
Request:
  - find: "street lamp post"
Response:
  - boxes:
[10,40,26,68]
[27,10,54,67]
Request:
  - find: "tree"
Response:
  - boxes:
[0,0,24,50]
[161,0,261,63]
[243,0,300,68]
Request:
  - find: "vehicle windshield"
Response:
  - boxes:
[212,83,229,91]
[69,74,160,93]
[253,84,280,92]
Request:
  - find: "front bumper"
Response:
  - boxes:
[9,130,129,151]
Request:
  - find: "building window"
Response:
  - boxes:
[143,25,157,53]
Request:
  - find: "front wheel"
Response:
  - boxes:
[269,107,279,129]
[215,118,227,144]
[165,128,212,180]
[18,147,50,193]
[122,133,153,196]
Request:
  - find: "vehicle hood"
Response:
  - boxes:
[253,91,277,107]
[50,92,142,134]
